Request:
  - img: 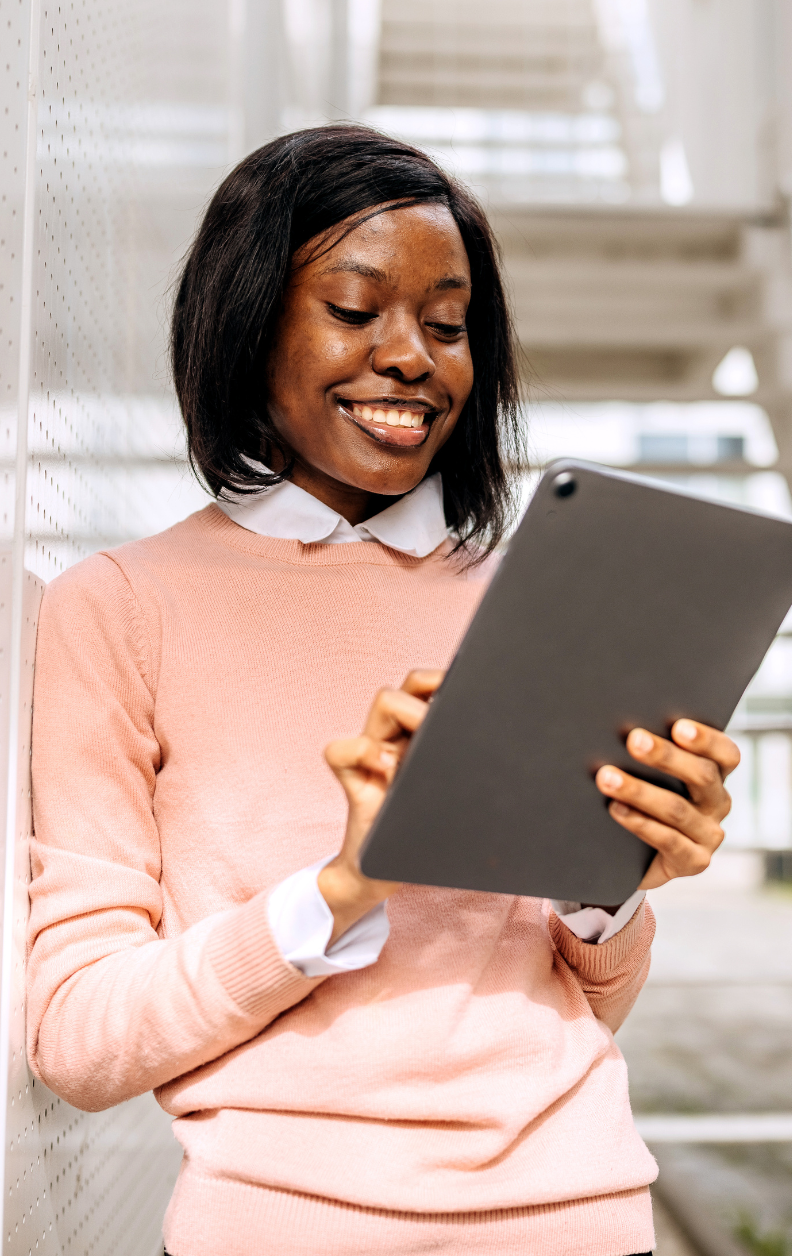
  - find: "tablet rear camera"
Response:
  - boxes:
[553,472,577,498]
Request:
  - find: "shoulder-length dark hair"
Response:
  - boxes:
[171,124,523,558]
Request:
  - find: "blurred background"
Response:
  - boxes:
[3,1,792,1253]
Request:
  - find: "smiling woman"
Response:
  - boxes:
[25,124,732,1256]
[264,202,475,506]
[171,125,521,552]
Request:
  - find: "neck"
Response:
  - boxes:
[271,452,398,526]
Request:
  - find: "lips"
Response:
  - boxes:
[338,398,438,448]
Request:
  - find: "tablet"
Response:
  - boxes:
[360,459,792,904]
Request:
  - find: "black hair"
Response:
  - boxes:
[171,123,524,559]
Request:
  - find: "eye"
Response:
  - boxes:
[327,303,376,326]
[428,321,466,339]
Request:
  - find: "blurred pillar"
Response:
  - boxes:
[650,0,765,209]
[229,0,286,162]
[774,0,792,200]
[245,0,286,148]
[752,0,792,500]
[328,0,349,119]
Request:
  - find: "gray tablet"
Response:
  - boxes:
[360,459,792,905]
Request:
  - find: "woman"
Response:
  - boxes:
[27,126,738,1256]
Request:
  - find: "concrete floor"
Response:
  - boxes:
[616,852,792,1255]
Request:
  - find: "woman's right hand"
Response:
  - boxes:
[319,669,443,945]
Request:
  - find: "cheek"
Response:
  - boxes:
[447,346,475,411]
[279,325,361,389]
[322,334,360,371]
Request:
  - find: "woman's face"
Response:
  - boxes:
[265,202,474,520]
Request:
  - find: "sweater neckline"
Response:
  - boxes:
[196,505,452,567]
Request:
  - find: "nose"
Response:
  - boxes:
[371,312,435,383]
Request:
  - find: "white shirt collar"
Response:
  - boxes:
[216,470,448,558]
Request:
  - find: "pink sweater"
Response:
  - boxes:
[28,505,657,1256]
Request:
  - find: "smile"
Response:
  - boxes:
[337,398,438,448]
[352,403,425,429]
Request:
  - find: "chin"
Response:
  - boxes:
[352,469,430,497]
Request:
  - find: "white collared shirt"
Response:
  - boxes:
[217,470,449,556]
[219,472,644,975]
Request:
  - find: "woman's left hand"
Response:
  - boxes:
[595,720,741,890]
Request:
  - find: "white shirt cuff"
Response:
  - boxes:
[267,856,390,977]
[551,889,646,945]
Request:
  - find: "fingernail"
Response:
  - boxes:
[611,801,630,817]
[675,720,697,743]
[599,768,623,790]
[380,749,397,767]
[630,729,653,755]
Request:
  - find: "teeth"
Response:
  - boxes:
[350,403,427,429]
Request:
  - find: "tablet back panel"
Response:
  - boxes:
[360,460,792,904]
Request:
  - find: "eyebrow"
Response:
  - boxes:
[433,274,471,291]
[321,261,471,291]
[321,262,388,282]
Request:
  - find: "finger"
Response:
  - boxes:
[325,734,399,782]
[608,800,719,878]
[401,668,445,699]
[363,688,430,742]
[624,727,732,815]
[671,720,741,778]
[596,765,723,847]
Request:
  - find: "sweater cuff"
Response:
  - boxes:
[549,897,650,978]
[554,889,646,945]
[206,889,323,1020]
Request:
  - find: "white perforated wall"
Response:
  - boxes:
[23,0,221,582]
[0,0,236,1251]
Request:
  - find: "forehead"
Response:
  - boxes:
[306,203,471,286]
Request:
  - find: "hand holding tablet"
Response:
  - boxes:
[594,718,739,895]
[325,676,741,925]
[349,460,792,906]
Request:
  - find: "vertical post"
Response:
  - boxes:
[0,0,39,1237]
[228,0,247,164]
[244,0,285,152]
[328,0,349,120]
[774,0,792,199]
